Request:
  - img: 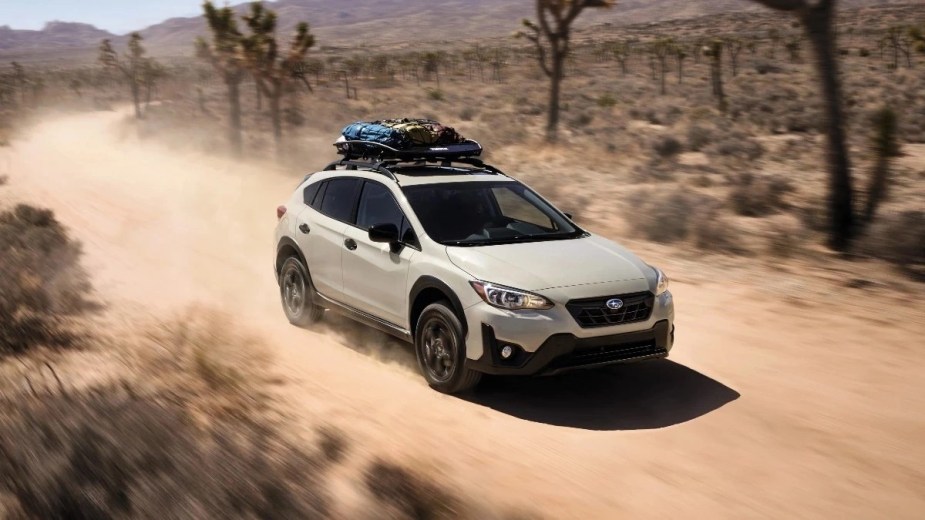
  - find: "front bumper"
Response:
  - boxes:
[468,320,674,376]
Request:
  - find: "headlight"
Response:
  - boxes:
[654,267,670,295]
[470,281,554,310]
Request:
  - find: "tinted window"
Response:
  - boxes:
[319,178,361,222]
[357,182,420,248]
[357,182,404,231]
[402,181,579,246]
[303,182,322,206]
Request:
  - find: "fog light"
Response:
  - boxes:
[500,345,514,359]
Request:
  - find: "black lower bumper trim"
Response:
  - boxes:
[468,320,673,376]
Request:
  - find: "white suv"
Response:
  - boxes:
[275,157,675,393]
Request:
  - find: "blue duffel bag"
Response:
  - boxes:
[341,122,409,149]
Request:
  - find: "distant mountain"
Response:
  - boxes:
[0,22,115,52]
[1,0,921,58]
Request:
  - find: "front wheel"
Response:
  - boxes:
[415,302,481,394]
[279,257,324,327]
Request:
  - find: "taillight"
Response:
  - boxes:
[276,205,287,220]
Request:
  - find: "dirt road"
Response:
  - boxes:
[2,111,923,518]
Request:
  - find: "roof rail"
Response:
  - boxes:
[323,159,399,182]
[323,156,508,180]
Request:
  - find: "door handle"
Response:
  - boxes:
[298,223,311,234]
[344,238,358,251]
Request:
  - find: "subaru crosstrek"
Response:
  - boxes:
[275,158,675,393]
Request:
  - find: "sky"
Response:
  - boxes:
[0,0,219,34]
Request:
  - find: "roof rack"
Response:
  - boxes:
[322,156,507,184]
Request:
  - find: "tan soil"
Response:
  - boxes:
[1,110,923,519]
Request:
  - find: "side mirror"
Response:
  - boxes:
[368,223,401,251]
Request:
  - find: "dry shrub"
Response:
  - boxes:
[624,189,746,254]
[855,210,925,279]
[652,135,683,159]
[0,205,95,356]
[728,173,794,217]
[0,175,8,186]
[686,124,715,151]
[0,391,330,519]
[129,307,272,418]
[364,460,460,520]
[708,132,765,161]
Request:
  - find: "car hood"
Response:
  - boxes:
[445,235,653,300]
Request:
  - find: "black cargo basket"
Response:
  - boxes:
[334,138,483,162]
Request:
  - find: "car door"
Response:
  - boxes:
[295,177,361,302]
[341,180,419,329]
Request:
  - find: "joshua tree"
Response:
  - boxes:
[141,58,166,109]
[241,2,315,147]
[611,40,631,75]
[725,37,745,76]
[785,35,803,63]
[747,0,854,249]
[197,1,247,153]
[674,44,688,84]
[98,34,148,119]
[864,107,899,224]
[10,62,26,105]
[704,39,726,112]
[881,26,913,70]
[651,38,672,95]
[518,0,616,142]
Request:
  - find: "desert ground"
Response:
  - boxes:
[1,105,923,518]
[1,2,924,518]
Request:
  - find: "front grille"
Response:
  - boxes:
[547,340,665,371]
[566,292,654,328]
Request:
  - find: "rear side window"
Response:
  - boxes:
[303,182,322,206]
[319,178,361,223]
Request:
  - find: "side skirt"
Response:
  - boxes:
[314,292,413,343]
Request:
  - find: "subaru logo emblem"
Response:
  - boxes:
[606,298,624,310]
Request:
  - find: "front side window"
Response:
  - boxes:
[402,181,581,246]
[357,181,420,248]
[357,182,404,231]
[319,178,361,222]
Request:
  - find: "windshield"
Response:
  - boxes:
[402,181,583,246]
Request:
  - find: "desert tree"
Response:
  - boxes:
[98,34,149,119]
[674,42,688,84]
[881,26,913,70]
[196,1,247,153]
[10,62,27,105]
[768,28,782,59]
[241,2,315,147]
[864,107,899,224]
[704,39,726,112]
[785,34,803,63]
[725,37,745,76]
[746,0,854,249]
[141,58,166,109]
[490,47,509,83]
[611,40,631,75]
[517,0,616,142]
[651,38,672,95]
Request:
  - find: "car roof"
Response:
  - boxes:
[308,161,518,188]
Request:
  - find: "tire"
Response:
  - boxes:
[414,302,481,394]
[279,256,324,327]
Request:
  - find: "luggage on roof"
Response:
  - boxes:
[336,118,482,160]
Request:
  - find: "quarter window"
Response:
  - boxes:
[303,182,322,206]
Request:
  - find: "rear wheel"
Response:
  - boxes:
[280,257,324,327]
[415,302,481,394]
